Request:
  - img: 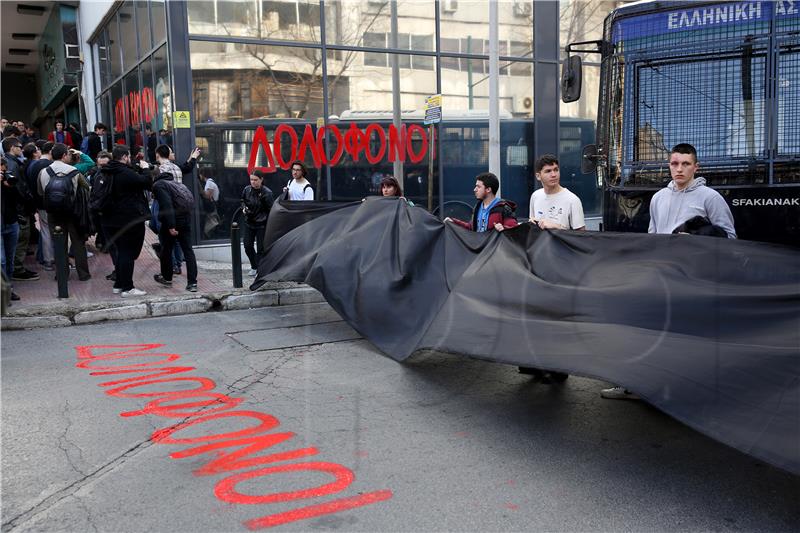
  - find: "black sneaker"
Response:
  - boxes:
[12,270,39,281]
[173,265,182,275]
[186,283,198,292]
[152,243,162,255]
[105,271,116,281]
[10,292,20,301]
[153,274,172,286]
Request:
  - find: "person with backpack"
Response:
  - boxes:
[101,145,152,297]
[151,167,198,292]
[37,143,91,281]
[153,144,187,273]
[283,161,314,200]
[241,170,274,276]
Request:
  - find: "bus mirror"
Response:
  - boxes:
[561,55,582,103]
[581,144,598,175]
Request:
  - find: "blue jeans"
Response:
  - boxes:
[1,221,20,280]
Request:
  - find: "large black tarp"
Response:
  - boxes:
[253,197,800,475]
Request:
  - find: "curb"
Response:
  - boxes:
[1,286,325,331]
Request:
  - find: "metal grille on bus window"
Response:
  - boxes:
[777,44,800,158]
[633,53,766,163]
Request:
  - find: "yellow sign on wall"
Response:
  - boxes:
[174,111,191,129]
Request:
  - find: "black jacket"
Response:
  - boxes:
[102,160,152,227]
[26,158,52,209]
[152,173,191,230]
[241,185,274,227]
[86,132,103,162]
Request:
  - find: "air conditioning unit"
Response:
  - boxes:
[513,95,533,113]
[513,1,532,18]
[442,0,458,13]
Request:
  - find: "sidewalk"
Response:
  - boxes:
[1,228,322,330]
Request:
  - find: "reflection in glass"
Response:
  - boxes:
[188,0,259,38]
[123,68,143,155]
[153,46,172,134]
[135,0,152,56]
[190,41,324,122]
[108,14,122,80]
[151,0,166,44]
[110,82,126,146]
[325,0,435,50]
[118,2,138,69]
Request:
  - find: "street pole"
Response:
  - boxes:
[488,0,500,187]
[390,0,404,190]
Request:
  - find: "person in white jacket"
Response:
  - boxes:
[647,143,736,239]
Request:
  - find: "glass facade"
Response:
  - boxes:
[92,1,609,244]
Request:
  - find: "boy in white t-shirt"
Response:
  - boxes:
[283,160,314,201]
[529,154,586,231]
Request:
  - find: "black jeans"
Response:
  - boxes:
[159,221,197,285]
[103,222,145,291]
[242,223,266,270]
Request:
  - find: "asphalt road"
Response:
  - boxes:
[2,303,798,532]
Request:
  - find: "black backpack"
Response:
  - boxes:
[163,180,195,213]
[89,169,114,214]
[44,167,79,216]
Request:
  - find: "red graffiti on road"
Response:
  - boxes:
[75,344,392,530]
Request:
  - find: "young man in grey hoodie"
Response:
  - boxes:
[602,143,737,401]
[648,143,736,239]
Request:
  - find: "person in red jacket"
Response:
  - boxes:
[445,172,518,232]
[47,120,74,148]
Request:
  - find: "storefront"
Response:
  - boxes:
[89,1,608,245]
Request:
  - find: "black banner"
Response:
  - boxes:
[254,197,800,475]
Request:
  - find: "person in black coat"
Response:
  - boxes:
[151,171,198,292]
[241,170,274,275]
[101,145,152,297]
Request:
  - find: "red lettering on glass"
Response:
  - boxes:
[247,122,429,173]
[247,126,277,175]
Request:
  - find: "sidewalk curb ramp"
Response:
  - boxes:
[1,285,324,331]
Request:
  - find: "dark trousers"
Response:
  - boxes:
[51,216,90,280]
[159,221,197,284]
[96,222,117,268]
[242,223,266,270]
[104,222,144,291]
[13,216,30,274]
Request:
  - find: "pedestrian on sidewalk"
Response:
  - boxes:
[151,169,198,292]
[100,145,152,297]
[283,161,314,200]
[3,137,39,281]
[37,143,91,281]
[87,151,116,272]
[241,170,274,276]
[27,142,55,270]
[85,123,107,162]
[152,145,186,273]
[1,158,21,301]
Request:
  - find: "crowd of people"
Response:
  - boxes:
[1,118,201,301]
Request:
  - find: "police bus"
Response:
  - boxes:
[561,0,800,245]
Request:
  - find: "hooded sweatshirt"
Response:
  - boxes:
[648,177,736,238]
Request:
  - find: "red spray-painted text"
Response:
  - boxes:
[75,343,392,530]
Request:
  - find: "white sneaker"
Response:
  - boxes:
[600,386,640,400]
[86,251,94,258]
[248,269,258,276]
[112,287,123,294]
[121,288,147,298]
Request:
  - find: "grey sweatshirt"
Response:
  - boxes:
[648,177,737,238]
